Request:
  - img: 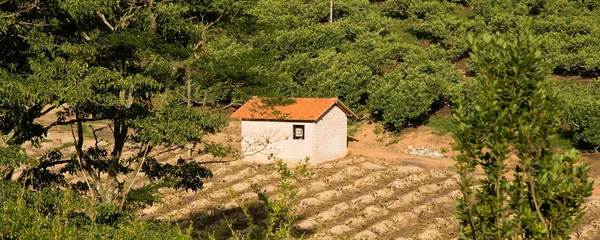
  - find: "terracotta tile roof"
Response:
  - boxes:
[230,97,358,121]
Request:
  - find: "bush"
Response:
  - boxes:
[0,181,192,240]
[554,80,600,149]
[454,32,592,239]
[368,47,458,131]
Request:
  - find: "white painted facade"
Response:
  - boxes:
[241,106,348,163]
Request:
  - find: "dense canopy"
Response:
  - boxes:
[1,0,600,238]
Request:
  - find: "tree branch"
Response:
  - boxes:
[529,169,550,237]
[118,5,139,30]
[81,31,91,41]
[71,120,98,200]
[40,105,56,116]
[15,159,73,181]
[96,11,115,31]
[119,140,151,210]
[45,116,110,131]
[148,0,157,32]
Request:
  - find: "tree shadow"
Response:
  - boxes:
[169,201,315,239]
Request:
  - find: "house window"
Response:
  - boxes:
[293,125,305,140]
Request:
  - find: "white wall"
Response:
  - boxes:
[240,105,348,163]
[314,106,348,161]
[241,120,316,163]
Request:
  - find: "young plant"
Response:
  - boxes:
[453,33,593,239]
[226,157,312,240]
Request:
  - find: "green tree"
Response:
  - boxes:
[0,0,227,209]
[368,45,458,130]
[453,33,592,239]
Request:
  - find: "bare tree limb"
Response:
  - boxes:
[70,123,97,200]
[148,0,157,32]
[118,5,139,30]
[81,31,91,41]
[1,1,37,18]
[242,128,289,157]
[330,0,333,23]
[220,102,242,110]
[44,116,110,131]
[40,105,56,116]
[96,11,115,31]
[118,140,151,210]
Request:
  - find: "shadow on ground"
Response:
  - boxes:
[169,202,315,239]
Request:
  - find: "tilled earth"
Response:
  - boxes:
[31,109,600,239]
[137,152,600,240]
[142,155,460,239]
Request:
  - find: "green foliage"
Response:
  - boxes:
[134,105,227,146]
[385,139,399,146]
[0,0,230,209]
[368,45,459,130]
[0,181,192,240]
[453,32,592,239]
[427,115,456,135]
[0,146,34,181]
[548,130,577,150]
[347,124,359,137]
[225,157,313,240]
[384,0,600,76]
[554,80,600,149]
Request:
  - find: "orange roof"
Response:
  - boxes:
[230,97,358,121]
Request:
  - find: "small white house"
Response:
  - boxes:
[231,97,357,163]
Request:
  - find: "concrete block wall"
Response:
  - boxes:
[241,120,316,163]
[314,106,348,161]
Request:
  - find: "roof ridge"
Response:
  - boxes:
[230,97,357,121]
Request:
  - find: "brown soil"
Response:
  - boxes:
[138,121,600,239]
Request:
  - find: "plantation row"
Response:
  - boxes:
[2,0,600,149]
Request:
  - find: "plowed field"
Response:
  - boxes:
[137,151,600,239]
[30,114,600,239]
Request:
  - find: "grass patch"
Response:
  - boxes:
[374,125,383,135]
[549,129,576,150]
[82,126,94,138]
[427,116,456,135]
[57,142,75,150]
[348,123,360,137]
[40,138,53,143]
[50,123,95,139]
[385,139,399,146]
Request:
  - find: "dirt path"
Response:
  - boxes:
[348,145,455,170]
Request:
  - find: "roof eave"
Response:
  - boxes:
[334,100,359,119]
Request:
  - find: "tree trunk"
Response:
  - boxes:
[148,0,157,32]
[186,66,192,107]
[119,141,151,210]
[110,119,128,162]
[329,0,333,23]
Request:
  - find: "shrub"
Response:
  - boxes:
[368,47,458,131]
[454,33,592,239]
[554,80,600,149]
[223,157,312,240]
[0,181,192,239]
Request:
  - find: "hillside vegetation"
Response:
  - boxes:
[1,0,600,239]
[2,0,600,145]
